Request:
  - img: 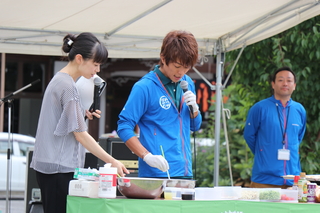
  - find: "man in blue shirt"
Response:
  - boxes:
[117,30,202,178]
[244,66,306,188]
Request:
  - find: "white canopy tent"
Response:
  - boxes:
[1,0,320,186]
[0,0,319,58]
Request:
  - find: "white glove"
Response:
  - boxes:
[143,153,169,172]
[183,90,199,113]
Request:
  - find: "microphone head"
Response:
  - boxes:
[93,76,103,86]
[180,80,188,91]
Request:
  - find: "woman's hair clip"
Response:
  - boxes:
[67,39,73,46]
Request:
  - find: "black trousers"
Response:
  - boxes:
[35,171,74,213]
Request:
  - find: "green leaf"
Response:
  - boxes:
[313,26,318,34]
[282,46,287,51]
[309,52,314,60]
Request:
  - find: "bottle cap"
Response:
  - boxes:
[103,163,111,168]
[294,175,300,183]
[99,163,117,174]
[300,172,306,177]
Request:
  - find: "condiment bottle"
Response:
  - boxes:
[298,172,308,203]
[292,175,300,190]
[307,183,317,203]
[98,163,117,198]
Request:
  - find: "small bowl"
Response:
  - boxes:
[164,187,182,200]
[181,188,195,200]
[117,177,166,199]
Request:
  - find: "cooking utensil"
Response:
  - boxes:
[117,177,167,199]
[160,145,170,179]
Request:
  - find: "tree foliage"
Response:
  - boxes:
[195,16,320,186]
[226,16,320,175]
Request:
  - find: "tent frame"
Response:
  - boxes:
[1,0,320,188]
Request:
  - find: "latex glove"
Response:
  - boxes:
[143,153,169,172]
[183,90,199,113]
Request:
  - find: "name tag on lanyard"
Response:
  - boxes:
[276,104,290,161]
[278,149,290,160]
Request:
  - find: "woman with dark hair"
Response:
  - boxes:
[31,32,129,213]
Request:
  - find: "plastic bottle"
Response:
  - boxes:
[298,172,308,203]
[98,163,117,198]
[292,175,300,190]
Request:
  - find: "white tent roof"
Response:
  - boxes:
[0,0,319,58]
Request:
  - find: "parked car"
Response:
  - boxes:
[0,132,35,193]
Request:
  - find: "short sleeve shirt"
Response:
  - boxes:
[30,72,88,174]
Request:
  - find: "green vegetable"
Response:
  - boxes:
[259,190,281,200]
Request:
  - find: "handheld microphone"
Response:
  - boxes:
[180,80,189,93]
[89,77,104,113]
[180,80,193,112]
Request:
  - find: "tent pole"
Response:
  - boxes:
[0,53,5,132]
[192,67,215,91]
[223,44,246,89]
[213,40,224,186]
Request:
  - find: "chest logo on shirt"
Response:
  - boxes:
[159,96,171,110]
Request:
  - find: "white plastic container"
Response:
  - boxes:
[280,189,298,203]
[98,163,117,198]
[216,186,242,200]
[195,187,216,200]
[259,188,281,202]
[68,179,99,198]
[164,187,182,200]
[239,188,260,201]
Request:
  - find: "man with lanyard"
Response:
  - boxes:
[117,30,202,179]
[244,66,306,188]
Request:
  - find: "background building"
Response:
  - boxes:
[0,54,218,140]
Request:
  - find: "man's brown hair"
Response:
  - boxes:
[160,30,198,68]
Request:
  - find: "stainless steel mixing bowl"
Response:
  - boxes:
[117,177,167,199]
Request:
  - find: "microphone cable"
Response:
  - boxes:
[191,110,197,182]
[180,80,197,181]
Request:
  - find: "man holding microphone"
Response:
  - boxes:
[117,30,202,179]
